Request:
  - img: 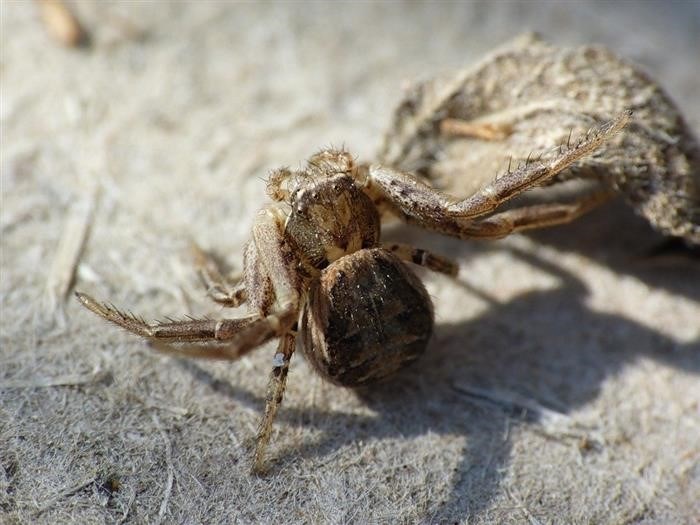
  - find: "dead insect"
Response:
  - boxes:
[379,33,700,244]
[77,113,628,472]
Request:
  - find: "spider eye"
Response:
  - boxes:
[294,201,308,217]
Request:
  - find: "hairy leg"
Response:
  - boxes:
[251,207,301,320]
[75,292,281,360]
[253,330,297,474]
[445,112,627,219]
[452,189,615,239]
[366,112,630,237]
[76,205,301,359]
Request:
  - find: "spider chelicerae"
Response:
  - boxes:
[76,111,628,472]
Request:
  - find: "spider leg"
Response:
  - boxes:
[77,203,301,359]
[253,330,297,474]
[446,111,629,218]
[190,242,247,308]
[382,242,458,276]
[248,206,301,317]
[75,292,281,360]
[367,112,630,237]
[455,188,616,239]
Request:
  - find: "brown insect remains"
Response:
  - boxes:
[77,112,628,473]
[380,34,700,244]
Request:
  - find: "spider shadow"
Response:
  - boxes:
[178,228,699,521]
[526,196,700,301]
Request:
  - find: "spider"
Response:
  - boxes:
[76,111,629,473]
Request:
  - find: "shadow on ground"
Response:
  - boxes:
[525,196,700,303]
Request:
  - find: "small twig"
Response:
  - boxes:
[151,414,175,525]
[137,394,189,417]
[453,382,565,421]
[0,365,107,389]
[452,382,601,443]
[44,187,98,315]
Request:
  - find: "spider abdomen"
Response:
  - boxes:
[300,248,434,386]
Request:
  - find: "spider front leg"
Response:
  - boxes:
[444,111,629,219]
[366,112,630,239]
[75,292,279,360]
[76,206,301,360]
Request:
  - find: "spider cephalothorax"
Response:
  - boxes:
[76,111,628,472]
[282,161,381,271]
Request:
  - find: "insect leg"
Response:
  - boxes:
[439,118,513,141]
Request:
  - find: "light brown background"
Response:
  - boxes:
[2,1,699,523]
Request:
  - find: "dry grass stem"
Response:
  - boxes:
[36,0,87,48]
[44,188,97,315]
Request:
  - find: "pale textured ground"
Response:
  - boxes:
[1,2,699,524]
